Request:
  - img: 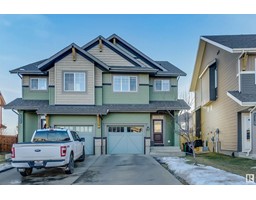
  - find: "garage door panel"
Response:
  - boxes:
[108,126,144,154]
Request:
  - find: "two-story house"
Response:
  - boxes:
[5,34,189,155]
[190,34,256,158]
[0,91,6,134]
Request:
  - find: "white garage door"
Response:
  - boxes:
[108,125,144,154]
[55,125,94,155]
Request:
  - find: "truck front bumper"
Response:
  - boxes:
[12,159,67,169]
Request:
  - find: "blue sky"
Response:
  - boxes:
[2,14,256,134]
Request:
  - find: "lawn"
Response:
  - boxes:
[186,153,256,178]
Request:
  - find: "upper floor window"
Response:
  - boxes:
[154,80,170,91]
[30,78,47,90]
[209,63,218,101]
[113,76,137,92]
[64,72,86,92]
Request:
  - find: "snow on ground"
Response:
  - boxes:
[160,157,256,185]
[0,162,12,172]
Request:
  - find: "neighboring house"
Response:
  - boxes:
[5,34,189,155]
[190,34,256,158]
[0,91,6,134]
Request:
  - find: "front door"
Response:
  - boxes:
[153,119,163,144]
[242,113,251,152]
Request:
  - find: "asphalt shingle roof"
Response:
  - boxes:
[10,59,47,74]
[155,61,186,76]
[5,98,190,114]
[202,34,256,49]
[228,91,256,103]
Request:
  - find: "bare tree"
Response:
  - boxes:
[167,90,198,165]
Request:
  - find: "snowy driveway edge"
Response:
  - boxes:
[158,157,255,185]
[0,162,13,173]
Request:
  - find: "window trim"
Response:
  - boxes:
[113,75,138,92]
[30,78,48,91]
[63,71,86,92]
[154,79,170,92]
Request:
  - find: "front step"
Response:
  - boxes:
[150,146,185,157]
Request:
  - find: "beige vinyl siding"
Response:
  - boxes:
[22,76,29,86]
[195,43,242,151]
[48,67,55,86]
[22,75,48,86]
[95,67,102,86]
[201,68,210,105]
[55,53,95,105]
[88,44,135,67]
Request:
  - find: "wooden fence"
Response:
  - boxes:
[0,135,18,152]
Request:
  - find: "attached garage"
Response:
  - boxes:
[107,125,145,154]
[55,125,94,155]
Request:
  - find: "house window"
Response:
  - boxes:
[30,78,47,90]
[209,63,218,101]
[113,76,137,92]
[154,80,170,91]
[64,72,86,92]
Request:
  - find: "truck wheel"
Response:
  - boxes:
[65,154,74,174]
[19,168,33,177]
[78,147,85,162]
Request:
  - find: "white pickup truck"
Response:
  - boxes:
[11,128,85,176]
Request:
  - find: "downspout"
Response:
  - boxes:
[100,109,109,155]
[247,106,256,156]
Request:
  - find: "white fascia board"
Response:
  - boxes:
[201,37,233,53]
[198,59,216,79]
[227,92,256,106]
[233,48,256,53]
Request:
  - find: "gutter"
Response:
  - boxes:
[247,106,256,156]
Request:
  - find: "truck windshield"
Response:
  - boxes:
[33,130,70,142]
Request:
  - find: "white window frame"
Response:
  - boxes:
[113,76,138,92]
[64,72,86,92]
[154,79,170,92]
[30,78,47,91]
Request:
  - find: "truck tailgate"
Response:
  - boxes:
[13,143,68,161]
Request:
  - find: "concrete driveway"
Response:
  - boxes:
[73,154,181,185]
[0,155,181,185]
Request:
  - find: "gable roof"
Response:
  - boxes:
[82,35,145,68]
[201,34,256,53]
[0,91,6,106]
[38,43,110,71]
[107,34,167,72]
[9,34,185,78]
[191,34,256,92]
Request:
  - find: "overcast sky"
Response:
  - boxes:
[2,14,256,134]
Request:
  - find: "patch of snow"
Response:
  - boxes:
[0,162,12,172]
[160,157,255,185]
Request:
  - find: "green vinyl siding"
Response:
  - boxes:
[165,114,175,146]
[23,111,38,142]
[102,73,149,104]
[95,87,103,105]
[49,87,55,105]
[103,113,151,137]
[22,86,49,100]
[149,78,178,101]
[103,85,149,104]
